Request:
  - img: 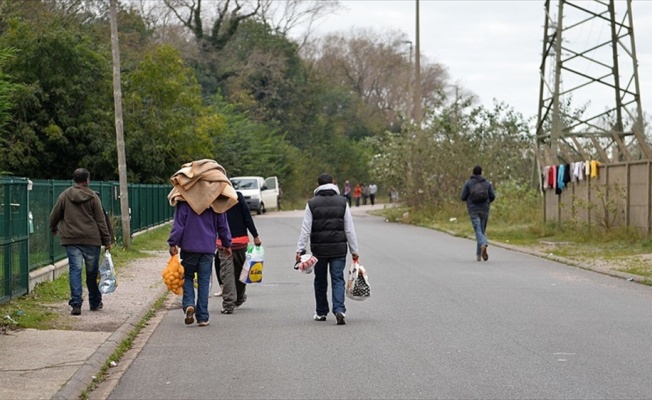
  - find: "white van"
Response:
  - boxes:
[230,176,280,215]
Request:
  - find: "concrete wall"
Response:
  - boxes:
[543,161,651,234]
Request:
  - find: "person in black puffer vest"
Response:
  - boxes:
[296,173,360,325]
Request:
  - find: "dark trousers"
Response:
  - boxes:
[217,247,248,310]
[370,193,376,205]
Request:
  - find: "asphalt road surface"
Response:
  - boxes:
[108,210,652,399]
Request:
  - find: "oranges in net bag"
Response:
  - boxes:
[162,254,185,295]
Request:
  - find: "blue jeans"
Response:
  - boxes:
[470,211,489,256]
[313,256,346,316]
[66,245,102,308]
[180,251,214,323]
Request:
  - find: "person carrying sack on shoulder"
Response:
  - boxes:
[460,165,496,262]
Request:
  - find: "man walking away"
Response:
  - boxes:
[368,183,377,206]
[217,190,262,314]
[167,159,236,327]
[296,173,360,325]
[343,180,352,207]
[460,165,496,262]
[49,168,112,316]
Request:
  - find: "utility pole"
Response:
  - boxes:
[109,0,131,249]
[402,40,413,119]
[535,0,650,166]
[413,0,422,123]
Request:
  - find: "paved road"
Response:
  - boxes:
[107,210,652,399]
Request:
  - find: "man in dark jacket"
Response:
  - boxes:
[49,168,112,316]
[296,173,359,325]
[216,191,261,314]
[460,165,496,261]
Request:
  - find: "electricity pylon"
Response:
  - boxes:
[535,0,650,166]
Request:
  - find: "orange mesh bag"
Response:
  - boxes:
[162,254,184,295]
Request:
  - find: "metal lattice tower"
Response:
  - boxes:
[536,0,650,166]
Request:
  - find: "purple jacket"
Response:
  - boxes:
[167,202,232,253]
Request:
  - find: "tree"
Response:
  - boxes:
[258,0,340,48]
[310,28,450,133]
[370,96,533,210]
[0,47,16,137]
[163,0,261,53]
[122,44,213,182]
[0,6,114,179]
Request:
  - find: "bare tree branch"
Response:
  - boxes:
[259,0,340,49]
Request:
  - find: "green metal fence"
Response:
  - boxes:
[0,177,30,303]
[1,177,174,304]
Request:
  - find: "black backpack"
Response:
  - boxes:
[469,180,489,203]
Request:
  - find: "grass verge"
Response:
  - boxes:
[0,224,172,331]
[377,202,652,282]
[78,293,168,400]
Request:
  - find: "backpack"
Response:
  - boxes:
[469,180,489,203]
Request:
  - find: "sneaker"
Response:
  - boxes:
[214,284,224,297]
[476,255,481,262]
[90,302,103,311]
[313,314,327,321]
[71,306,81,316]
[197,321,210,327]
[184,306,195,325]
[220,309,233,314]
[335,312,346,325]
[481,245,489,261]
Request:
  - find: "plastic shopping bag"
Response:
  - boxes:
[294,253,317,274]
[98,250,117,294]
[192,272,212,292]
[162,254,184,295]
[346,261,370,301]
[239,245,264,284]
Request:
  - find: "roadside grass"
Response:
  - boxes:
[375,197,652,281]
[0,224,171,331]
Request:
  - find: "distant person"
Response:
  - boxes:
[353,183,362,207]
[343,180,352,207]
[362,183,369,205]
[460,165,496,262]
[49,168,112,316]
[167,159,236,327]
[216,190,261,314]
[368,183,378,206]
[296,173,360,325]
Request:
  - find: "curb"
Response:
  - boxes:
[440,227,648,285]
[491,241,649,284]
[52,285,169,400]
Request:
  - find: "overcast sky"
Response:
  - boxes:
[307,0,652,122]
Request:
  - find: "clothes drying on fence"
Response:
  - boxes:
[168,159,238,214]
[541,160,600,192]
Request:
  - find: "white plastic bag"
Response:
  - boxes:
[294,254,317,274]
[240,245,264,284]
[98,250,117,294]
[346,261,370,301]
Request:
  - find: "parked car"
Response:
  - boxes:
[230,176,280,215]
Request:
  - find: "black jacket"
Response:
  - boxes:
[460,175,496,214]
